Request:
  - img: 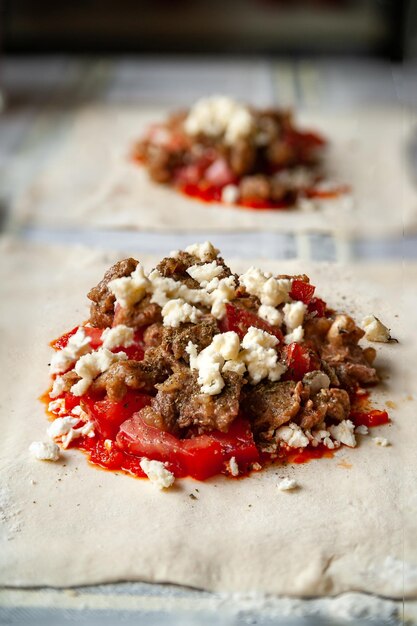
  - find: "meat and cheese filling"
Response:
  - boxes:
[35,243,391,485]
[134,96,348,211]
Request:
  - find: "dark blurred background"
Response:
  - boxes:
[1,0,416,60]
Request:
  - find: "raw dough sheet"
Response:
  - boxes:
[13,104,417,237]
[1,238,416,598]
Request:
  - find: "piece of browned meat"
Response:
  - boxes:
[305,314,378,390]
[157,251,231,287]
[88,258,138,328]
[296,387,350,430]
[162,316,219,360]
[321,343,378,389]
[91,347,173,401]
[239,175,270,201]
[143,323,164,347]
[242,380,302,440]
[113,294,162,330]
[229,139,256,176]
[140,368,244,435]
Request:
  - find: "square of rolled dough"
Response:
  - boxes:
[12,105,417,237]
[1,238,416,598]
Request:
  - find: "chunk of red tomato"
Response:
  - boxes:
[82,391,153,439]
[290,279,315,304]
[283,343,320,381]
[220,303,283,342]
[116,414,258,480]
[210,417,259,470]
[117,415,223,480]
[307,297,327,318]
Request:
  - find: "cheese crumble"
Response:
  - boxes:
[139,458,175,489]
[29,440,60,462]
[71,349,128,396]
[108,263,150,308]
[186,261,223,287]
[240,327,286,385]
[184,96,254,145]
[328,420,357,448]
[362,315,391,343]
[277,478,299,491]
[239,267,291,307]
[162,298,202,328]
[50,327,92,374]
[101,325,135,350]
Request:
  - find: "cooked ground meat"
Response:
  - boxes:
[146,145,183,184]
[59,370,79,393]
[239,175,270,201]
[143,323,164,347]
[140,368,244,435]
[162,316,219,360]
[157,251,231,287]
[297,387,350,430]
[242,381,302,440]
[157,252,202,287]
[88,258,138,328]
[229,139,256,176]
[320,388,350,422]
[113,294,162,329]
[305,314,378,390]
[92,348,173,401]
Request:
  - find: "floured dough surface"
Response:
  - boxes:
[13,105,417,236]
[1,238,416,597]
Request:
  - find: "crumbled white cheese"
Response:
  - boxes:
[277,477,299,491]
[328,420,357,448]
[47,416,95,449]
[139,458,175,489]
[186,261,223,287]
[187,331,241,395]
[101,324,134,350]
[276,423,309,448]
[355,425,369,435]
[258,304,283,326]
[161,298,202,328]
[48,398,67,416]
[29,440,60,462]
[184,241,219,262]
[240,327,286,385]
[283,301,307,331]
[303,370,330,395]
[47,416,80,438]
[284,325,305,345]
[108,263,150,309]
[239,267,291,307]
[104,439,113,451]
[227,456,239,477]
[373,437,390,447]
[184,96,254,145]
[49,375,66,399]
[207,275,236,319]
[221,184,239,204]
[148,269,211,308]
[362,315,391,343]
[308,428,337,449]
[50,327,92,374]
[71,349,128,396]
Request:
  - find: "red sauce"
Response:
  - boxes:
[180,183,292,210]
